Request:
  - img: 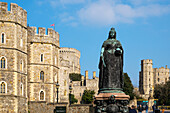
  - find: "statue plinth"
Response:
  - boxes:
[95,28,130,113]
[94,91,130,113]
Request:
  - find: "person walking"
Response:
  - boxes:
[161,104,165,113]
[138,104,143,113]
[152,104,156,113]
[145,104,148,113]
[129,105,137,113]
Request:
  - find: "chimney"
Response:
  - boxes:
[93,71,96,79]
[85,70,88,80]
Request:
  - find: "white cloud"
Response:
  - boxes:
[77,0,170,26]
[60,0,85,4]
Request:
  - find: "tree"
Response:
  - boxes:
[154,81,170,105]
[123,73,135,100]
[69,94,78,104]
[69,73,82,81]
[82,90,95,104]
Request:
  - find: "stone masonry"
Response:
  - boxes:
[0,2,27,113]
[139,59,170,99]
[0,2,99,113]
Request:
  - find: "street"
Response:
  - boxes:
[148,110,170,113]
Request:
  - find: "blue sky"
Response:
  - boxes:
[2,0,170,87]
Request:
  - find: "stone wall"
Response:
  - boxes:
[0,2,28,112]
[27,26,60,103]
[69,104,94,113]
[28,102,68,113]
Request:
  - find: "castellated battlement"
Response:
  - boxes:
[59,47,80,58]
[27,26,60,47]
[142,59,153,64]
[0,2,27,27]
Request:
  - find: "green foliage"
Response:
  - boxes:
[154,81,170,105]
[69,73,81,81]
[123,73,135,100]
[82,90,95,104]
[69,94,78,104]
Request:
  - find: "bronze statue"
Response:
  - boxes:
[95,28,129,113]
[99,27,123,91]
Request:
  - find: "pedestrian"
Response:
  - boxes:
[161,104,165,113]
[152,104,155,113]
[145,104,148,113]
[129,105,137,113]
[138,104,143,113]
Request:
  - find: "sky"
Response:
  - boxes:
[2,0,170,87]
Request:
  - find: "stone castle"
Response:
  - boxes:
[139,59,169,99]
[0,2,98,113]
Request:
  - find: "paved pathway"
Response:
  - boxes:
[147,110,170,113]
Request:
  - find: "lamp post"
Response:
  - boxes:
[149,87,153,110]
[69,86,72,105]
[56,82,60,103]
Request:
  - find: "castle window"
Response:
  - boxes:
[20,38,23,47]
[20,83,23,96]
[40,54,43,62]
[64,70,67,75]
[20,60,23,72]
[55,56,57,65]
[0,57,6,69]
[158,73,159,76]
[40,71,44,81]
[1,33,5,44]
[64,80,67,86]
[64,90,67,96]
[0,82,6,93]
[158,78,160,82]
[40,90,45,100]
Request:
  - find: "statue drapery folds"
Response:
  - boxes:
[99,28,124,90]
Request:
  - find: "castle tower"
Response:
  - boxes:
[59,47,80,103]
[139,59,154,98]
[0,2,28,112]
[27,27,60,105]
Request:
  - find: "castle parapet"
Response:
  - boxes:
[0,2,27,27]
[27,27,60,47]
[142,59,153,64]
[59,47,80,58]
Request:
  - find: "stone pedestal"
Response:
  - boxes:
[94,92,130,113]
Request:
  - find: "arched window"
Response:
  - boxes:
[40,54,43,62]
[64,90,67,96]
[158,78,160,82]
[1,33,5,44]
[40,71,44,81]
[0,57,6,69]
[40,90,45,100]
[0,82,6,93]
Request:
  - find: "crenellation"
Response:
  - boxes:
[0,2,7,12]
[27,26,60,47]
[0,2,27,27]
[38,27,46,36]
